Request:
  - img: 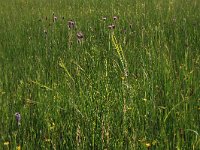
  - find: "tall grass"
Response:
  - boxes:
[0,0,200,149]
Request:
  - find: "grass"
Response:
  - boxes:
[0,0,200,149]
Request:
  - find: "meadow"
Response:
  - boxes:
[0,0,200,149]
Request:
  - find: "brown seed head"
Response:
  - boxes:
[53,16,58,22]
[113,16,118,20]
[77,31,84,39]
[108,24,115,30]
[68,20,75,29]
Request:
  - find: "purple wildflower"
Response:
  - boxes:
[15,112,21,125]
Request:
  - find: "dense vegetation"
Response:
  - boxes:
[0,0,199,149]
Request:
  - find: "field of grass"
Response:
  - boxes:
[0,0,200,149]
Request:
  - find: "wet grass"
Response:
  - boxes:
[0,0,200,149]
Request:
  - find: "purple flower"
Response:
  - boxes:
[68,20,75,29]
[15,112,21,125]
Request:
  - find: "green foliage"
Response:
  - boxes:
[0,0,200,149]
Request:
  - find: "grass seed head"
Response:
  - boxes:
[102,17,107,21]
[53,16,58,22]
[77,31,84,39]
[15,112,21,125]
[44,29,47,34]
[68,20,75,29]
[108,24,115,29]
[113,16,118,20]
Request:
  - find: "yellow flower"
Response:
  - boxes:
[145,143,151,148]
[16,145,21,150]
[50,122,55,130]
[48,122,55,130]
[45,139,51,142]
[4,141,9,145]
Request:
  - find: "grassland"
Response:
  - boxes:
[0,0,200,149]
